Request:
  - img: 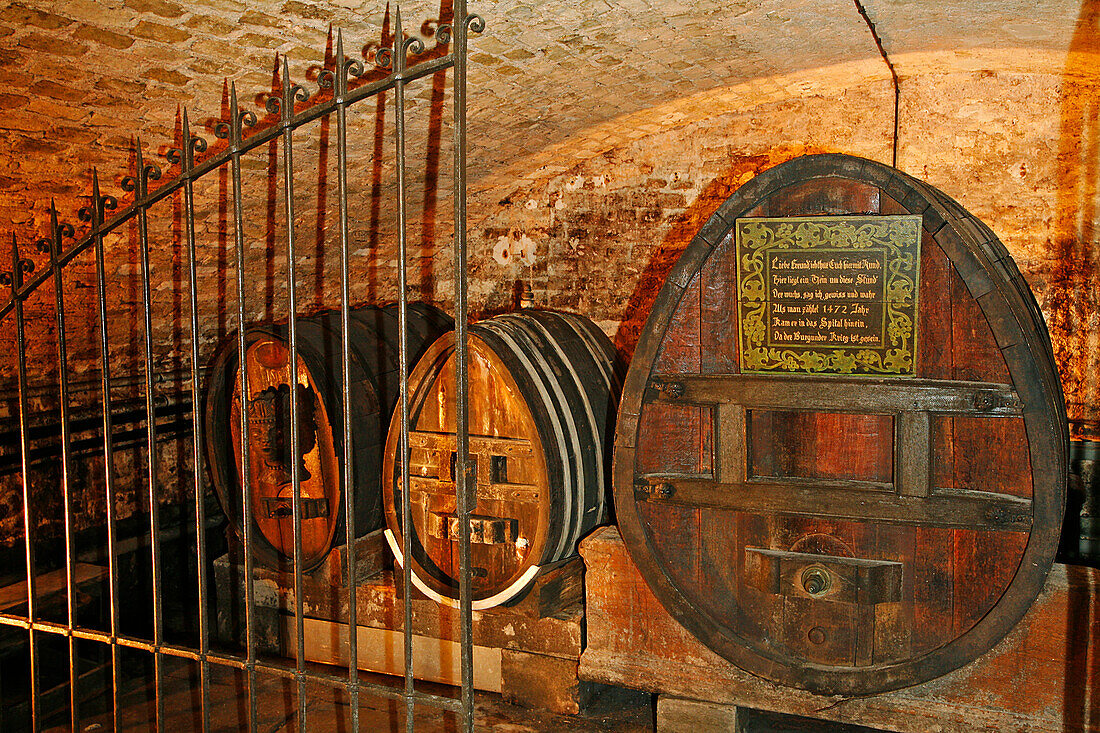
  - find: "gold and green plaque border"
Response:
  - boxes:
[734,215,922,376]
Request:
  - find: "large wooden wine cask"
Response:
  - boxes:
[613,153,1067,695]
[203,303,452,572]
[382,309,619,608]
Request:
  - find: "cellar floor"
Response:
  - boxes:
[41,655,655,732]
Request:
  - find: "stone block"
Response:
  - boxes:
[17,32,87,56]
[0,4,73,30]
[146,68,191,87]
[130,20,190,44]
[656,696,741,732]
[124,0,185,18]
[73,24,137,49]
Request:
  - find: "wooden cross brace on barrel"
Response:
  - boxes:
[405,430,540,546]
[636,372,1031,532]
[634,370,1032,667]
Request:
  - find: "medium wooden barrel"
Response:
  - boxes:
[382,309,619,608]
[203,303,452,572]
[613,153,1067,695]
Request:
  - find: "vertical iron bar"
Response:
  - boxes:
[228,83,260,733]
[393,9,416,731]
[134,141,166,733]
[334,31,361,733]
[181,110,212,733]
[278,57,309,731]
[48,203,80,733]
[452,2,475,728]
[90,170,122,732]
[10,234,39,733]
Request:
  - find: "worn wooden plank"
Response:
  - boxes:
[410,475,541,504]
[716,403,746,484]
[700,230,739,376]
[408,430,536,459]
[501,650,593,715]
[213,551,586,659]
[897,411,931,498]
[0,563,107,612]
[764,176,881,217]
[634,478,1032,531]
[647,373,1022,416]
[285,615,503,692]
[653,273,702,375]
[748,410,894,483]
[636,403,712,477]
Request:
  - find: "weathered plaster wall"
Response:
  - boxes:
[465,50,1100,435]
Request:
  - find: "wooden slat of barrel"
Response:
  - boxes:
[613,153,1065,695]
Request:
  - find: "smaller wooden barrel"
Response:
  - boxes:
[382,309,619,608]
[203,303,452,572]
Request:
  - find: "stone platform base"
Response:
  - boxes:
[213,529,599,714]
[579,525,1100,733]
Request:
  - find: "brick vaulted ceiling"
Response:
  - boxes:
[0,0,1095,237]
[1,0,1100,428]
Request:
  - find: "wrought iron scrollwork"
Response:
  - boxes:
[324,32,365,96]
[143,162,162,186]
[403,35,425,58]
[267,83,310,116]
[238,109,257,136]
[171,122,208,167]
[81,191,118,222]
[344,56,364,79]
[375,46,393,70]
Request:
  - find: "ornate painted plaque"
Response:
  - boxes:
[735,215,922,375]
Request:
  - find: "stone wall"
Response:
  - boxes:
[0,5,1099,546]
[465,51,1100,435]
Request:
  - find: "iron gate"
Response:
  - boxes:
[0,2,482,730]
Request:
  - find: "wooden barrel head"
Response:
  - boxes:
[202,307,398,573]
[613,154,1067,694]
[382,331,553,607]
[229,335,340,570]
